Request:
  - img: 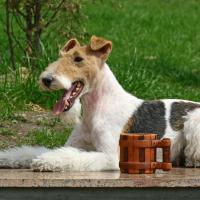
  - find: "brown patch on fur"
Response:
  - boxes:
[90,36,112,61]
[55,46,103,88]
[122,117,134,133]
[60,38,80,56]
[170,101,200,131]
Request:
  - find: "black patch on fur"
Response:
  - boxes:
[170,101,200,131]
[127,101,166,139]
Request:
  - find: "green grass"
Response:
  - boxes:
[1,0,200,146]
[83,0,200,100]
[19,128,71,149]
[0,128,14,136]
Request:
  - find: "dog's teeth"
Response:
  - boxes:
[75,87,79,91]
[72,92,76,96]
[65,100,69,106]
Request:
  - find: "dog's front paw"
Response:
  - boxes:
[31,157,63,172]
[30,147,82,172]
[31,158,55,172]
[30,149,75,171]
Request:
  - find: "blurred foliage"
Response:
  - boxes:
[1,0,87,70]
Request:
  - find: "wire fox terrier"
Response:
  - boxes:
[1,36,200,171]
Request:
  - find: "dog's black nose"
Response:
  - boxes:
[42,76,53,87]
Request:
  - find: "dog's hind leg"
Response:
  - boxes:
[183,108,200,167]
[0,146,49,168]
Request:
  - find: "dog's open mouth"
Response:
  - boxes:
[53,81,84,115]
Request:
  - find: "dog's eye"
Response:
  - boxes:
[74,56,83,62]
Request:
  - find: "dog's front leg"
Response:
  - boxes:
[31,125,119,171]
[31,146,118,171]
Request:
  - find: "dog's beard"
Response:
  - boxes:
[60,99,82,126]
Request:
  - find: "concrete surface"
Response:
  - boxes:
[0,168,200,188]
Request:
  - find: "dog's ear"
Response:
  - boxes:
[90,36,112,61]
[60,38,80,56]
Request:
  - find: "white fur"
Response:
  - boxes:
[60,99,81,126]
[55,75,72,90]
[0,146,48,168]
[183,108,200,167]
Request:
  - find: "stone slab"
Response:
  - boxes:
[0,168,200,188]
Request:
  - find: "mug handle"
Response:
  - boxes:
[152,138,172,171]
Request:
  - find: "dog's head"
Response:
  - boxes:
[39,36,112,115]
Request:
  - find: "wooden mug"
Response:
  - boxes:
[119,133,172,174]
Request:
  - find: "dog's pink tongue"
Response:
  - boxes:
[53,84,76,115]
[53,98,66,115]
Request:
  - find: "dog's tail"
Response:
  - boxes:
[0,146,49,168]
